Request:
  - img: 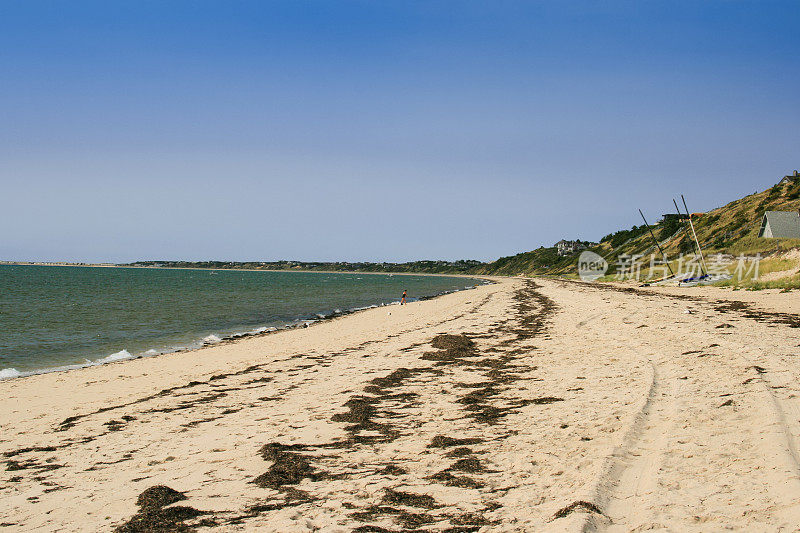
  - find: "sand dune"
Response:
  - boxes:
[2,278,800,531]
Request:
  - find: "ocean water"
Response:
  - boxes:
[0,265,484,379]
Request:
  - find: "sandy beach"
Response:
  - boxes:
[2,277,800,531]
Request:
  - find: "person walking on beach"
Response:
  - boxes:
[401,290,407,305]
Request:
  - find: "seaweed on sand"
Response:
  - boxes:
[428,436,483,448]
[3,446,58,458]
[428,470,484,489]
[252,443,326,490]
[136,485,186,508]
[331,397,378,426]
[115,485,209,533]
[445,282,559,426]
[421,334,480,365]
[5,459,63,472]
[430,335,476,352]
[515,397,564,406]
[364,368,423,393]
[382,488,439,509]
[444,446,474,458]
[394,509,437,528]
[448,457,484,473]
[332,365,430,445]
[714,300,800,328]
[330,396,399,444]
[428,454,487,489]
[377,464,407,476]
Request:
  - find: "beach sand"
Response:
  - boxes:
[2,277,800,531]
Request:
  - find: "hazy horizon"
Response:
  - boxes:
[2,1,798,263]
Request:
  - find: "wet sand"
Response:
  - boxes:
[2,278,800,531]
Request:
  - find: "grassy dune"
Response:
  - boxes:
[481,175,800,288]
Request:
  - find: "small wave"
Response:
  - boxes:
[143,349,159,356]
[203,334,222,344]
[0,368,22,380]
[95,349,134,364]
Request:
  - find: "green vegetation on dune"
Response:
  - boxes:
[478,173,800,286]
[475,247,570,276]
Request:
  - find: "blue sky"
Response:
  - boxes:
[2,1,798,262]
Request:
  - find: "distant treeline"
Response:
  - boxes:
[125,259,486,274]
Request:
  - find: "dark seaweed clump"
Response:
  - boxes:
[253,443,326,490]
[422,335,479,364]
[382,488,439,509]
[515,397,564,406]
[116,485,208,533]
[429,435,483,448]
[444,446,474,458]
[136,486,186,508]
[448,457,484,473]
[364,368,421,394]
[351,505,437,529]
[428,470,484,489]
[428,455,486,489]
[378,464,407,476]
[714,300,800,328]
[431,334,476,352]
[330,396,398,444]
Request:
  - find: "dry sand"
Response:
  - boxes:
[2,277,800,531]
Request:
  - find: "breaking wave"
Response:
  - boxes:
[0,368,22,380]
[95,349,134,364]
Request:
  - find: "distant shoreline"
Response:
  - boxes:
[0,261,484,278]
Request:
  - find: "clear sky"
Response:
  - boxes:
[2,1,798,263]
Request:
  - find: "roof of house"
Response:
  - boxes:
[760,211,800,238]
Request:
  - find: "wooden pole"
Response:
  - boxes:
[681,195,708,276]
[639,209,675,277]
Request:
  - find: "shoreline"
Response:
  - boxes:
[0,274,493,383]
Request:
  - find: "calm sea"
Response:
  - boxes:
[0,265,484,379]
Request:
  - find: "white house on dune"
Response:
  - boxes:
[758,211,800,239]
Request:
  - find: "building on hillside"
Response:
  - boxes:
[555,239,598,256]
[661,213,690,222]
[779,170,799,185]
[758,211,800,239]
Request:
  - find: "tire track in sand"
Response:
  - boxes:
[577,360,681,532]
[586,297,800,531]
[746,364,800,526]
